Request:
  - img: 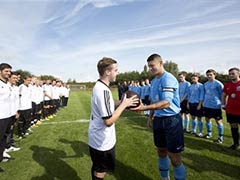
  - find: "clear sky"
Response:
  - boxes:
[0,0,240,82]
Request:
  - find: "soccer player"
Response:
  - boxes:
[222,67,240,150]
[131,54,186,180]
[88,57,139,180]
[5,71,21,152]
[203,69,224,143]
[0,63,13,170]
[187,74,204,136]
[18,76,32,138]
[178,72,191,132]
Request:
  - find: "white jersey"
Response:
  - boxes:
[0,80,11,119]
[9,84,20,116]
[88,80,116,151]
[19,84,32,110]
[52,86,60,100]
[30,84,39,103]
[43,84,52,101]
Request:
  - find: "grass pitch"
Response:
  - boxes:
[1,90,240,180]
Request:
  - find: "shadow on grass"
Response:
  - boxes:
[59,138,153,180]
[185,135,240,158]
[30,145,81,180]
[184,152,240,179]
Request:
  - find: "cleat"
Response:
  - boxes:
[5,146,21,152]
[213,138,223,144]
[203,134,212,139]
[3,150,11,158]
[196,133,203,137]
[229,144,240,150]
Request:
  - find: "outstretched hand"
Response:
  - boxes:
[121,94,140,109]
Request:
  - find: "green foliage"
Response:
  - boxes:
[40,75,56,81]
[163,60,179,77]
[15,69,32,85]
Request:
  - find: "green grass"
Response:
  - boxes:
[1,90,240,180]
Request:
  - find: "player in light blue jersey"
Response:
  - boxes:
[131,54,186,180]
[178,72,191,132]
[203,69,224,143]
[187,74,204,137]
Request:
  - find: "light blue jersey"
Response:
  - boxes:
[179,81,190,100]
[150,71,181,117]
[188,82,204,103]
[203,80,223,109]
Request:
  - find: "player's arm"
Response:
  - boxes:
[104,94,139,127]
[221,92,227,109]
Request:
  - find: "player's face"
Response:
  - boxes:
[148,59,162,76]
[229,70,240,81]
[9,75,18,85]
[0,68,11,81]
[191,76,198,83]
[206,72,215,81]
[109,63,118,82]
[24,77,32,85]
[178,75,185,82]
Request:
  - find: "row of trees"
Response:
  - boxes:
[116,60,230,84]
[13,60,231,89]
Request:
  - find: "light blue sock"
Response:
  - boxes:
[192,119,197,133]
[218,123,224,141]
[206,121,212,136]
[198,119,203,133]
[185,119,189,130]
[174,163,186,180]
[158,156,169,178]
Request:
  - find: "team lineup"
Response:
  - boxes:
[0,55,240,180]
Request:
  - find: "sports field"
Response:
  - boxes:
[1,90,240,180]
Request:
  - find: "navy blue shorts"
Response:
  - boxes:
[89,146,115,173]
[189,103,203,117]
[180,100,189,114]
[203,107,222,120]
[153,114,184,153]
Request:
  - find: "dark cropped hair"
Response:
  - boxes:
[97,57,117,76]
[147,54,162,62]
[229,67,240,72]
[206,69,216,75]
[0,63,12,71]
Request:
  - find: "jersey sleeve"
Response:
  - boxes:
[96,89,112,120]
[161,77,178,102]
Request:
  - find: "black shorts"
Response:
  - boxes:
[89,146,115,173]
[189,103,203,117]
[203,107,222,120]
[144,95,151,105]
[226,113,240,124]
[180,100,189,114]
[153,114,184,153]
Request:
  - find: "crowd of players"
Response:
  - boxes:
[0,63,70,172]
[118,68,240,149]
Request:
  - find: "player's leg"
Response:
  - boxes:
[214,109,224,143]
[167,114,186,180]
[153,117,170,180]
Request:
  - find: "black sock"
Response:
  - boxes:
[231,127,239,146]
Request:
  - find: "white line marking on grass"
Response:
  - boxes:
[42,119,90,125]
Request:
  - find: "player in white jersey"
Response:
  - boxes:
[43,80,53,120]
[88,57,139,180]
[5,72,21,152]
[18,76,32,138]
[0,63,12,169]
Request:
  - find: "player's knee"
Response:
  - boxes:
[157,148,168,157]
[168,153,182,167]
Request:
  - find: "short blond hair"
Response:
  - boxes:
[97,57,117,76]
